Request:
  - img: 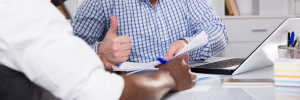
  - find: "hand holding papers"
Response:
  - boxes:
[168,31,209,61]
[113,31,209,74]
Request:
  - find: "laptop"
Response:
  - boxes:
[190,18,300,75]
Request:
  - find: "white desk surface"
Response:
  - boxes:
[159,66,300,100]
[41,59,300,100]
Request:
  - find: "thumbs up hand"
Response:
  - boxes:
[98,15,132,64]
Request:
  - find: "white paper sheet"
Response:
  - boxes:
[113,61,160,71]
[176,85,212,93]
[169,31,208,61]
[195,73,220,83]
[176,74,219,93]
[113,31,208,73]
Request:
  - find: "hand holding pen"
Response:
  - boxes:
[157,58,197,91]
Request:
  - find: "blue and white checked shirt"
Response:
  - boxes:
[71,0,229,63]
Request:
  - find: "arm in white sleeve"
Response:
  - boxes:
[23,35,124,100]
[1,34,124,100]
[0,0,124,99]
[77,68,124,100]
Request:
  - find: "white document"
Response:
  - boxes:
[176,85,212,93]
[196,73,220,80]
[172,31,208,60]
[113,61,160,71]
[113,31,208,73]
[176,74,220,93]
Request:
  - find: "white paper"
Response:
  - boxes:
[176,85,211,93]
[196,73,220,83]
[170,31,208,61]
[113,31,208,73]
[175,74,219,93]
[196,74,220,79]
[113,61,160,71]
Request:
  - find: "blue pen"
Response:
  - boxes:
[157,57,168,64]
[290,31,295,47]
[196,76,211,82]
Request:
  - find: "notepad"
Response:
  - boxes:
[113,31,208,72]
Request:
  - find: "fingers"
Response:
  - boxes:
[163,47,177,60]
[107,15,118,36]
[117,71,126,75]
[121,43,132,50]
[154,64,162,68]
[104,64,113,72]
[119,56,129,63]
[191,73,197,87]
[178,54,189,64]
[111,64,119,68]
[191,79,196,88]
[119,49,130,57]
[191,73,197,80]
[118,36,131,43]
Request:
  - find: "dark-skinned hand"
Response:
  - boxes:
[97,53,126,75]
[158,58,196,91]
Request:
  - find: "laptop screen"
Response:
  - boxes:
[233,18,300,75]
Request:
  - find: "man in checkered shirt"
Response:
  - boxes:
[71,0,229,64]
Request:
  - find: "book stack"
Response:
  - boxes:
[225,0,239,16]
[226,0,290,16]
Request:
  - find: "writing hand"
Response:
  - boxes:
[159,58,196,91]
[98,15,132,64]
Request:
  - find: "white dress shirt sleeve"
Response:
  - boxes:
[0,0,124,99]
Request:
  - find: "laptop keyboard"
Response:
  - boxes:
[194,58,246,69]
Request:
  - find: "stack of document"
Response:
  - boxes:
[113,31,208,73]
[113,61,160,71]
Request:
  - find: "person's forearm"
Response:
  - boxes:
[120,69,175,100]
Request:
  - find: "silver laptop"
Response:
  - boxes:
[190,18,300,75]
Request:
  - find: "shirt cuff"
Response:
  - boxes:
[77,68,124,100]
[91,42,101,53]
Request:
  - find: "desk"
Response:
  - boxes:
[41,61,300,100]
[160,66,300,100]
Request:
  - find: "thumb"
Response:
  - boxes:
[107,15,118,36]
[163,46,178,60]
